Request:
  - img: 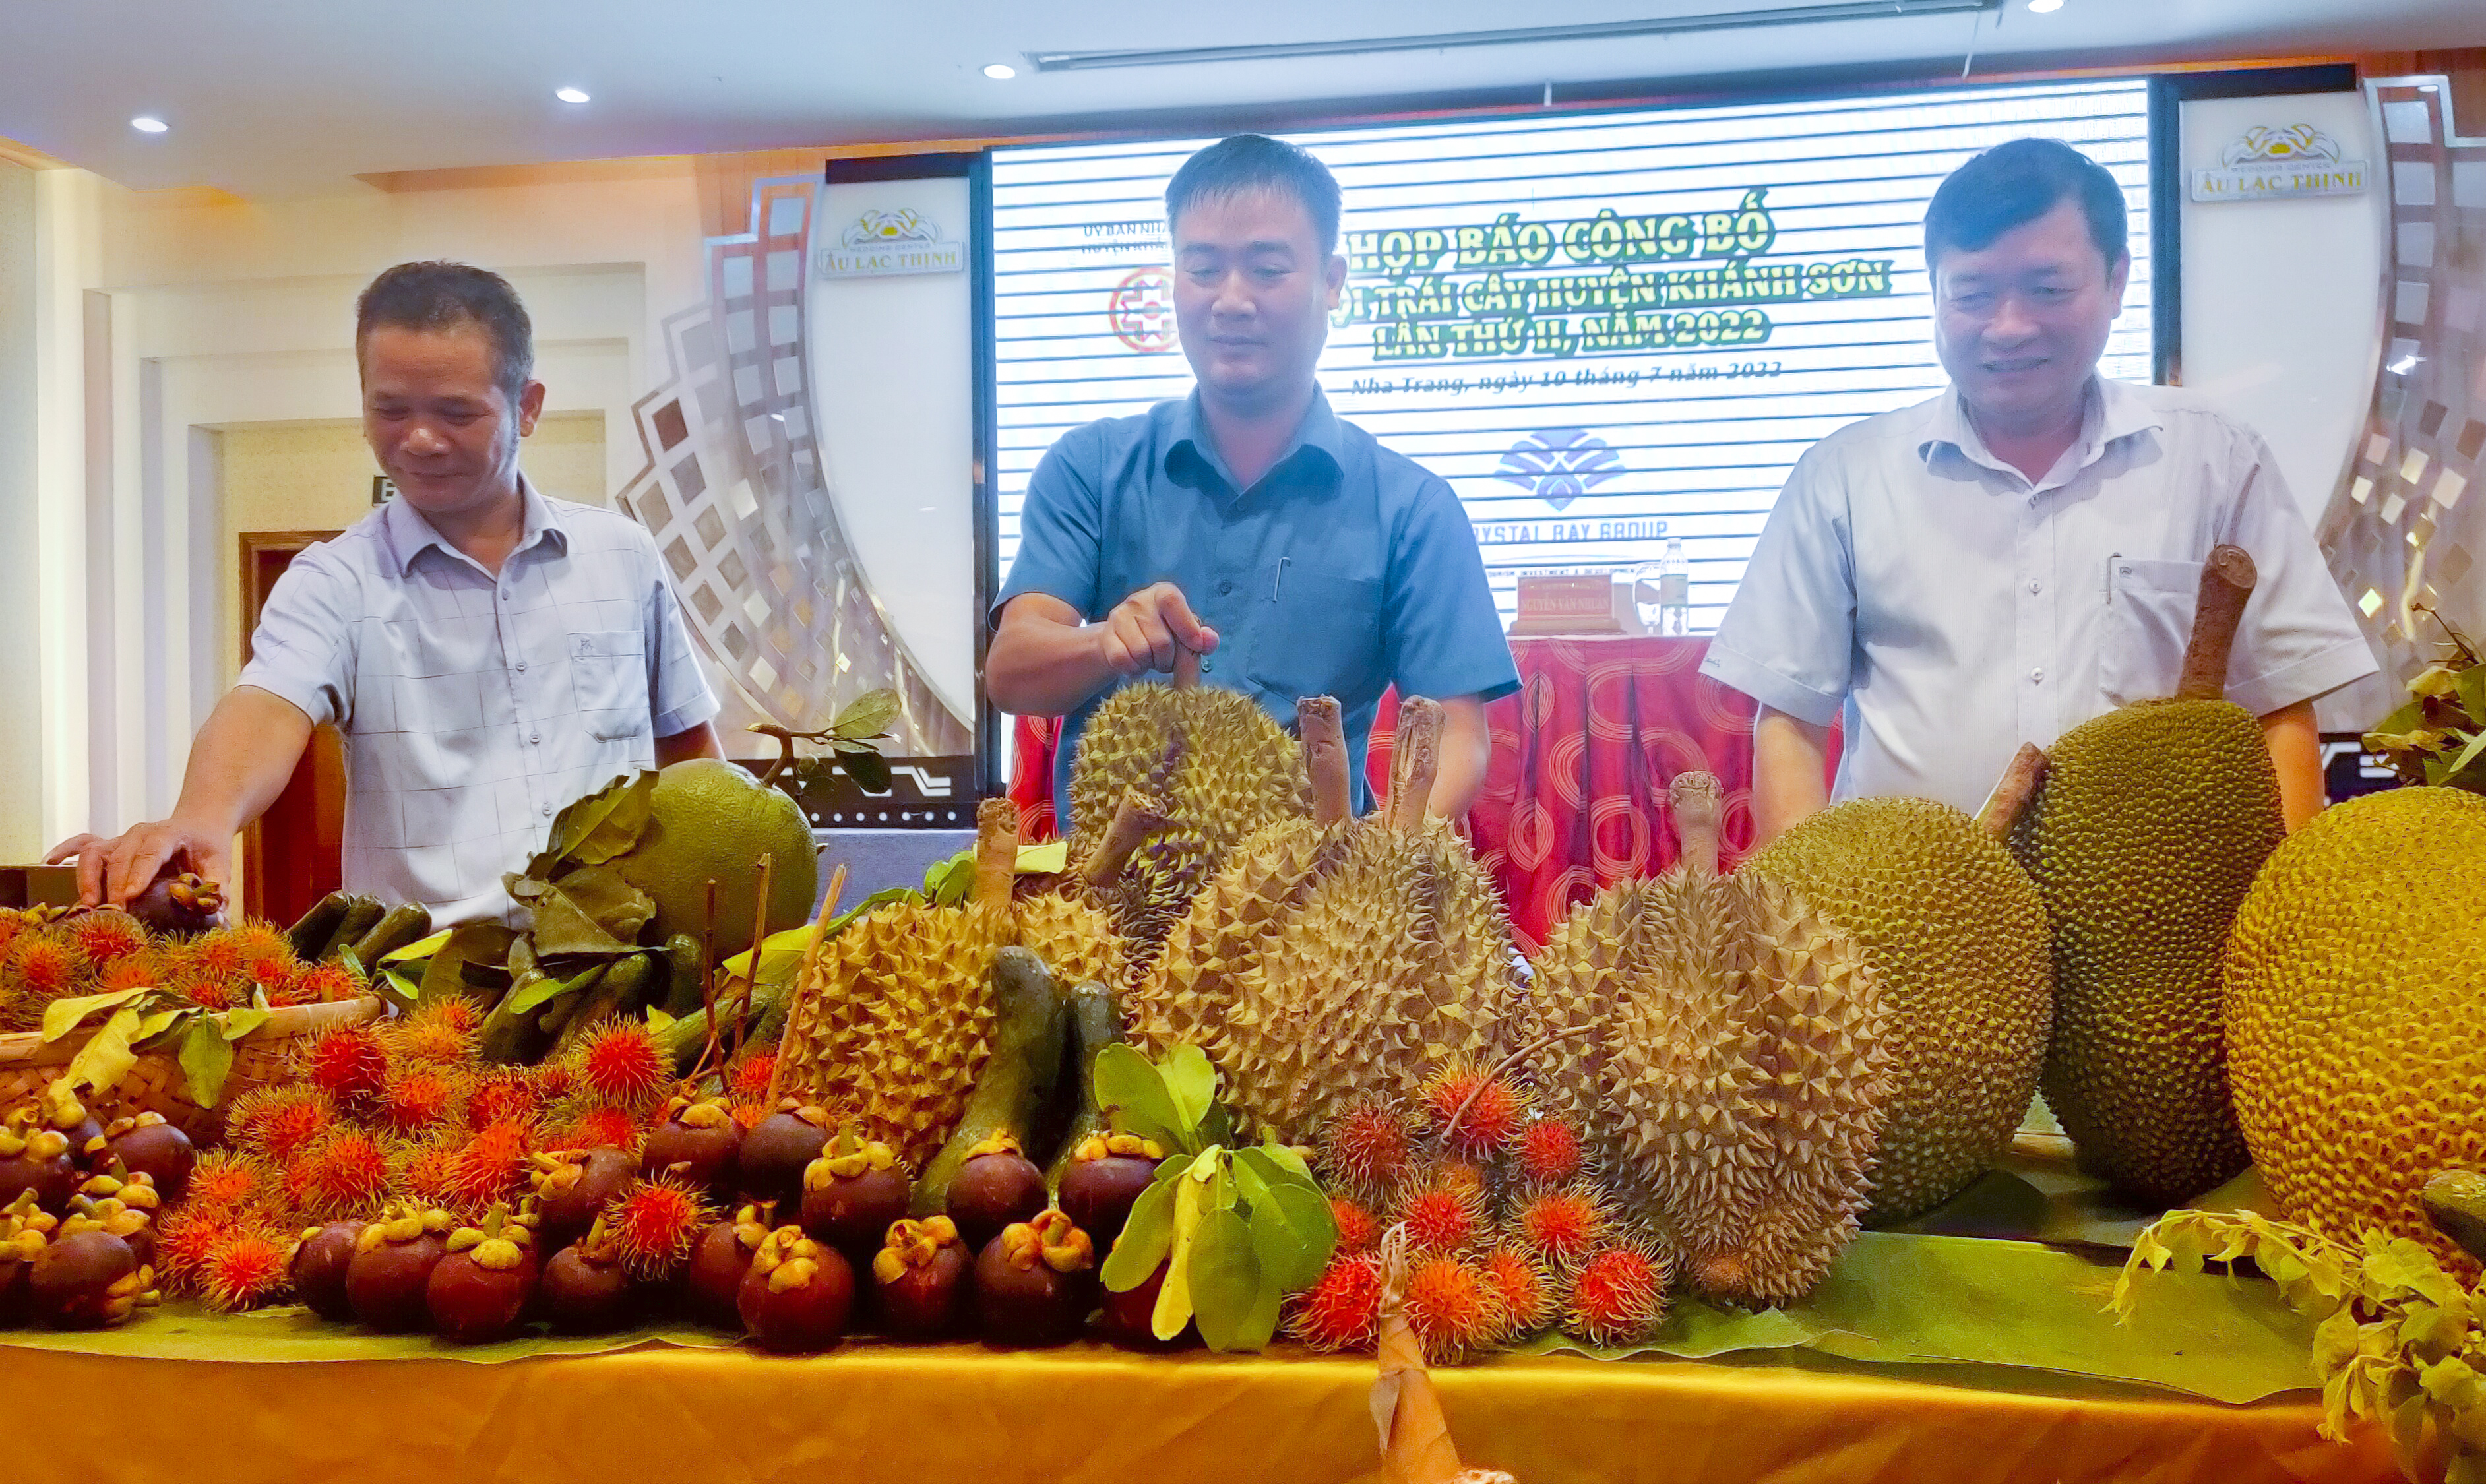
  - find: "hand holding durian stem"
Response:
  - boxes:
[1669,771,1724,875]
[1081,791,1168,890]
[974,798,1020,912]
[1298,696,1351,826]
[768,863,846,1107]
[1975,743,2049,840]
[2175,543,2258,703]
[1390,698,1446,834]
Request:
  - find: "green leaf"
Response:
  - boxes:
[1200,1101,1236,1152]
[2447,727,2486,780]
[549,770,658,866]
[923,851,975,906]
[1262,1182,1339,1289]
[65,1007,144,1094]
[718,923,820,989]
[2405,1300,2471,1363]
[132,1006,189,1049]
[838,748,892,795]
[1253,1140,1313,1183]
[645,1007,676,1034]
[1094,1043,1187,1152]
[376,970,421,1011]
[218,1007,273,1042]
[180,1016,239,1107]
[1102,1179,1178,1293]
[826,886,920,936]
[2369,1239,2461,1307]
[40,988,151,1043]
[2312,1306,2363,1373]
[1187,1208,1265,1353]
[420,923,516,1003]
[543,864,658,946]
[380,927,454,965]
[2458,665,2486,726]
[1161,1044,1216,1133]
[830,687,901,741]
[505,962,602,1017]
[1016,840,1069,875]
[2412,665,2462,699]
[1240,1202,1299,1347]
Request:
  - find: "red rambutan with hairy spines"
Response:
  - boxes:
[3,935,90,1005]
[1482,1243,1557,1336]
[1287,1252,1385,1353]
[1396,1176,1490,1258]
[154,1205,243,1297]
[183,1150,270,1214]
[1565,1243,1670,1349]
[200,1225,294,1312]
[573,1019,670,1108]
[253,957,311,1007]
[371,1066,464,1140]
[60,910,149,966]
[401,1138,461,1210]
[546,1099,646,1154]
[1402,1254,1512,1365]
[1317,1100,1416,1199]
[1514,1118,1587,1189]
[224,1086,340,1164]
[294,959,366,1005]
[390,997,482,1065]
[0,911,30,960]
[443,1118,538,1214]
[173,964,247,1011]
[227,921,294,975]
[1418,1063,1532,1159]
[182,928,248,981]
[1508,1182,1616,1272]
[1331,1196,1380,1255]
[96,949,166,995]
[300,1024,391,1105]
[293,1128,398,1219]
[728,1052,777,1104]
[729,1099,768,1133]
[528,1059,576,1105]
[465,1070,544,1130]
[602,1174,715,1280]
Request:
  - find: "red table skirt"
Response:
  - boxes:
[1007,636,1823,952]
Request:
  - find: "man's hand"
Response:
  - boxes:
[47,824,232,910]
[1098,582,1220,680]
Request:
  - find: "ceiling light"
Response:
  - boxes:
[982,63,1018,80]
[555,86,590,104]
[2027,0,2063,11]
[130,116,168,134]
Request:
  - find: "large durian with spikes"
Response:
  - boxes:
[1068,652,1312,965]
[1125,696,1525,1144]
[1531,774,1890,1307]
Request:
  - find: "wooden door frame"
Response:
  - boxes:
[238,530,344,922]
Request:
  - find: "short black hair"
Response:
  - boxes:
[1924,137,2128,272]
[355,261,535,402]
[1165,134,1342,257]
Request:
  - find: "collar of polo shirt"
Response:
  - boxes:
[1163,388,1346,501]
[1916,374,2168,487]
[378,474,572,579]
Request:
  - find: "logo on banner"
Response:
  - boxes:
[2191,125,2368,202]
[815,208,965,277]
[1495,427,1623,512]
[1108,267,1179,353]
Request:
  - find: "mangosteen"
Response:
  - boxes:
[345,1205,454,1332]
[104,1113,195,1201]
[974,1210,1097,1348]
[34,1088,106,1173]
[0,1111,78,1217]
[0,1194,57,1327]
[541,1220,638,1335]
[799,1134,910,1262]
[30,1218,152,1329]
[640,1093,743,1201]
[945,1134,1047,1255]
[683,1202,774,1327]
[127,863,226,938]
[69,1176,157,1273]
[291,1220,367,1323]
[870,1216,970,1341]
[737,1225,855,1353]
[737,1101,832,1206]
[1058,1133,1164,1252]
[530,1148,637,1249]
[426,1206,540,1344]
[1099,1259,1193,1349]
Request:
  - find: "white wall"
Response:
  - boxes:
[0,160,38,861]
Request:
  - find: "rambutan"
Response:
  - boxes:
[1402,1254,1512,1365]
[294,959,366,1005]
[1287,1251,1385,1353]
[154,1205,240,1297]
[227,921,295,975]
[2,936,90,1017]
[183,928,249,981]
[547,1099,646,1154]
[252,956,311,1007]
[728,1052,778,1104]
[466,1070,544,1129]
[1564,1243,1670,1349]
[293,1128,398,1218]
[1331,1196,1380,1255]
[200,1225,294,1312]
[0,910,28,960]
[389,997,481,1065]
[1396,1175,1490,1258]
[371,1067,463,1140]
[96,949,166,995]
[183,1150,270,1213]
[444,1118,538,1214]
[528,1059,576,1105]
[401,1138,462,1210]
[224,1086,340,1164]
[1317,1100,1415,1199]
[300,1024,391,1105]
[1514,1118,1587,1189]
[730,1099,768,1133]
[1417,1063,1531,1159]
[573,1019,670,1108]
[1508,1183,1615,1272]
[1434,1160,1491,1206]
[602,1174,715,1279]
[1482,1243,1557,1336]
[173,964,247,1012]
[60,909,149,966]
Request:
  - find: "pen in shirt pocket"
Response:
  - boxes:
[1271,556,1290,603]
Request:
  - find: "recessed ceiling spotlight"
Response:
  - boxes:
[130,115,168,133]
[555,86,591,104]
[2027,0,2063,11]
[982,63,1018,80]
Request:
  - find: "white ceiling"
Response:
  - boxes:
[3,0,2481,197]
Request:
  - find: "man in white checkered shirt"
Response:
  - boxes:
[51,262,724,926]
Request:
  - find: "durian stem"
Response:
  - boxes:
[1389,698,1445,833]
[1080,790,1167,890]
[1669,772,1724,875]
[1975,743,2049,839]
[974,798,1020,912]
[1443,1024,1596,1146]
[2175,541,2259,702]
[1173,647,1202,690]
[1300,696,1350,825]
[767,864,846,1107]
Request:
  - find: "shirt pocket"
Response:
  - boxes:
[567,628,650,741]
[1247,569,1384,702]
[2099,557,2200,707]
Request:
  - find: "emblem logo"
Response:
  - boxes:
[1109,267,1179,354]
[2191,123,2368,203]
[1495,428,1623,512]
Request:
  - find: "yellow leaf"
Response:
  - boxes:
[1014,840,1069,875]
[2313,1307,2363,1373]
[1154,1174,1206,1342]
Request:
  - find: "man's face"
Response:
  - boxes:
[1171,187,1346,414]
[361,320,543,518]
[1931,197,2129,433]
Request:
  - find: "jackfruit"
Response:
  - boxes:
[1532,773,1890,1305]
[2223,786,2486,1274]
[1744,748,2053,1221]
[2012,546,2281,1207]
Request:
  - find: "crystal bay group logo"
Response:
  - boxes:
[1495,427,1623,512]
[815,208,964,278]
[1109,266,1178,354]
[2191,123,2369,202]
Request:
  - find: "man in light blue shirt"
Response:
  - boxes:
[52,263,722,925]
[1704,139,2372,841]
[989,135,1518,830]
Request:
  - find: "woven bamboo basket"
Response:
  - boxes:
[0,995,384,1144]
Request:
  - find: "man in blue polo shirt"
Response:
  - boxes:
[989,135,1517,830]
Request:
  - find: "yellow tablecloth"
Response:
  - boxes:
[0,1336,2396,1484]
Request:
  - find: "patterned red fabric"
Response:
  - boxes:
[1006,637,1830,953]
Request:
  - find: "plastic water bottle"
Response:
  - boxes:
[1658,536,1691,636]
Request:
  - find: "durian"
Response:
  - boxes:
[2014,546,2281,1207]
[1126,696,1524,1144]
[1532,773,1890,1307]
[2223,786,2486,1274]
[1743,747,2053,1221]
